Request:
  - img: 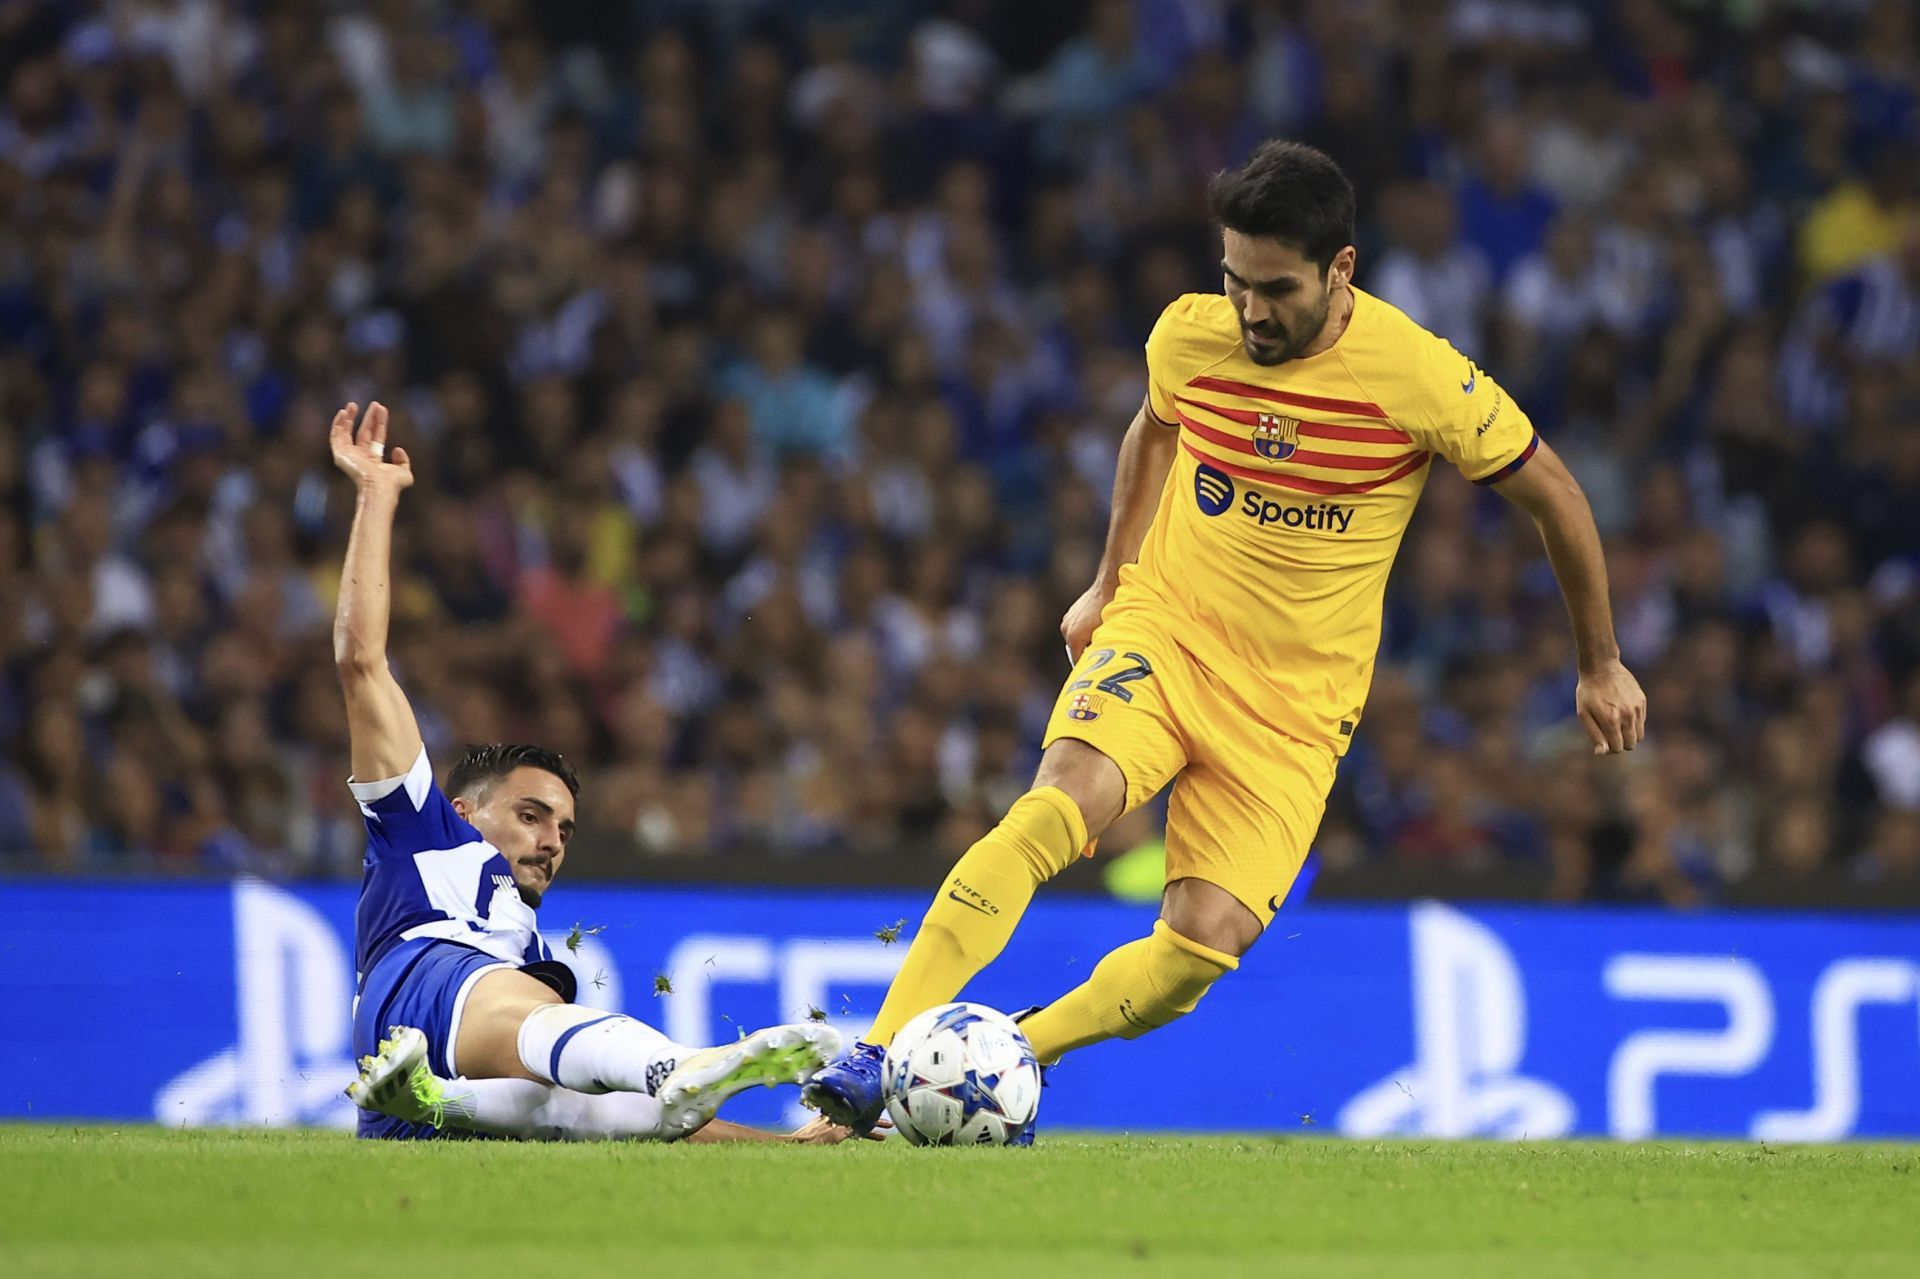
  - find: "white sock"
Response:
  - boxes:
[515,1005,695,1096]
[438,1078,668,1142]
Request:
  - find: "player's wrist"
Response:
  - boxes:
[1575,648,1622,677]
[354,480,404,508]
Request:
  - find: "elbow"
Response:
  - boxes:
[1531,470,1586,519]
[1552,468,1592,516]
[1510,453,1588,522]
[1521,487,1582,532]
[334,644,385,680]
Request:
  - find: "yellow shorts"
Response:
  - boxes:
[1041,602,1338,928]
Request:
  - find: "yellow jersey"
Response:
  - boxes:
[1121,286,1539,755]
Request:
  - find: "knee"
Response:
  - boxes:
[1146,920,1238,1010]
[1161,878,1263,957]
[1108,921,1238,1040]
[479,979,562,1043]
[458,970,563,1079]
[965,784,1091,881]
[1032,739,1127,838]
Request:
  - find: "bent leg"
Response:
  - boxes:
[1019,911,1242,1062]
[1020,695,1337,1062]
[439,1078,670,1142]
[864,741,1120,1046]
[452,968,565,1080]
[360,1022,822,1142]
[866,617,1196,1046]
[516,1002,695,1095]
[455,968,695,1095]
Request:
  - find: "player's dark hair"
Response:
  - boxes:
[447,743,581,804]
[1207,141,1356,271]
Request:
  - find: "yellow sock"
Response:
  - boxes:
[1020,920,1238,1062]
[867,787,1088,1047]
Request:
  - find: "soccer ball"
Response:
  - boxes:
[882,1002,1041,1146]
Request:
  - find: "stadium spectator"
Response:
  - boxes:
[1372,179,1493,357]
[1455,114,1559,286]
[1,0,1916,909]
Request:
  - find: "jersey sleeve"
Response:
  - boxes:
[1404,333,1540,485]
[1142,297,1192,426]
[348,747,481,860]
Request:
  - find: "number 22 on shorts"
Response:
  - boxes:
[1069,648,1155,703]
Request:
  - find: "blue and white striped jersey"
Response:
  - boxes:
[349,748,557,983]
[1778,254,1920,430]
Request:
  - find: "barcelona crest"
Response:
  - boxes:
[1066,693,1103,722]
[1253,413,1299,460]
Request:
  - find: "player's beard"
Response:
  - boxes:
[515,854,554,906]
[1240,290,1331,366]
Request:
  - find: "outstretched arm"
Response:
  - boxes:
[1060,400,1179,663]
[330,401,424,781]
[1490,439,1647,755]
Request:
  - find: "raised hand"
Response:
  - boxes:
[328,401,413,494]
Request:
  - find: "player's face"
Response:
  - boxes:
[1220,230,1352,366]
[460,767,576,907]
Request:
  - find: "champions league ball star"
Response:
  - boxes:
[882,1003,1042,1146]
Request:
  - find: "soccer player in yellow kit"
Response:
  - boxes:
[802,141,1647,1137]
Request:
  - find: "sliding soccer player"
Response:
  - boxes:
[805,142,1646,1136]
[348,1025,876,1143]
[330,400,840,1142]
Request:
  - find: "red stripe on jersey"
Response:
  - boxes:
[1173,407,1423,472]
[1173,395,1413,445]
[1295,420,1416,444]
[1185,375,1392,421]
[1183,440,1431,496]
[1174,408,1257,455]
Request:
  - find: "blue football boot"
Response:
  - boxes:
[1007,1006,1048,1148]
[801,1040,888,1134]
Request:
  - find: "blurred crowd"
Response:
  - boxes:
[2,0,1917,905]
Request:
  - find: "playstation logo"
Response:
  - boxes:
[1338,903,1575,1139]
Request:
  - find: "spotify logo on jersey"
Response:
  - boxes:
[1194,463,1236,516]
[1193,461,1356,533]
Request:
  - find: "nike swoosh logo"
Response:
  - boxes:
[948,889,994,915]
[1461,374,1476,393]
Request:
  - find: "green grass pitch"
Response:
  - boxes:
[3,1126,1915,1278]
